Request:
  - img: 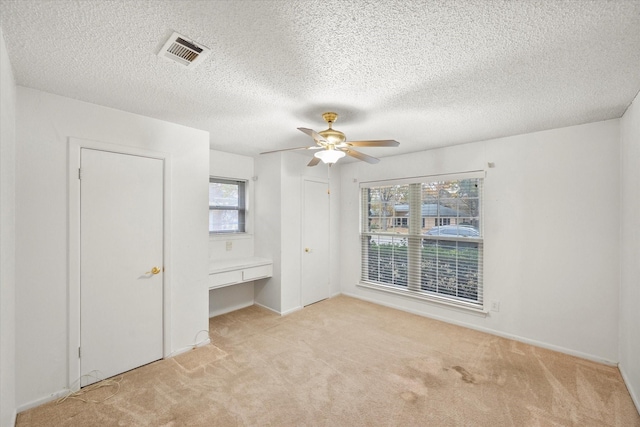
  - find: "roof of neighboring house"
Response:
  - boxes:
[394,203,460,217]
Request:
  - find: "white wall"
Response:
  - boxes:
[15,87,210,409]
[0,27,17,427]
[327,169,342,298]
[254,152,341,314]
[279,155,304,312]
[208,150,256,317]
[340,120,621,364]
[254,154,283,312]
[619,91,640,411]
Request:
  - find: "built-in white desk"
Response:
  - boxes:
[208,257,273,290]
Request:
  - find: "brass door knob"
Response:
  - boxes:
[305,248,310,253]
[146,267,161,275]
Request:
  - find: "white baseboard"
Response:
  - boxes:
[168,337,211,358]
[252,301,304,317]
[619,364,640,415]
[209,301,253,318]
[253,301,280,315]
[10,409,16,427]
[342,291,618,366]
[281,305,303,316]
[16,388,69,414]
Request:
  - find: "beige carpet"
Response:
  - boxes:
[17,295,640,426]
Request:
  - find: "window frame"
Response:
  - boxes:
[359,171,484,312]
[208,177,247,234]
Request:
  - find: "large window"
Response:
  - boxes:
[360,172,483,309]
[209,178,246,233]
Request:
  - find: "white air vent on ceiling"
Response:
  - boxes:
[158,32,211,69]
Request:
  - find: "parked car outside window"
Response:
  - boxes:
[424,225,480,237]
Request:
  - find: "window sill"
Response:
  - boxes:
[357,281,488,316]
[209,233,253,241]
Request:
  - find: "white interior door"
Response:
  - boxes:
[80,148,164,385]
[301,179,330,306]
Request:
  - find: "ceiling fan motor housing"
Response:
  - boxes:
[319,128,346,145]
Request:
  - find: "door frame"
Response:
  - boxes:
[67,137,172,390]
[300,177,330,307]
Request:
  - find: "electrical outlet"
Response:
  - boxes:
[225,241,232,251]
[490,301,500,312]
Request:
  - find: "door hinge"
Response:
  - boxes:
[78,168,82,180]
[78,347,81,358]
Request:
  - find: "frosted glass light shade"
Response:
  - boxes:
[314,149,345,164]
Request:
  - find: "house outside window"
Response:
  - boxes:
[360,172,484,309]
[209,178,246,233]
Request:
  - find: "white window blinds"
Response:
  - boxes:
[360,172,484,309]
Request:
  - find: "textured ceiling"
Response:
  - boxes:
[1,0,639,159]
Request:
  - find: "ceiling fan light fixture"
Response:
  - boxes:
[314,149,345,164]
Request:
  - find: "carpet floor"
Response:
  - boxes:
[16,295,640,426]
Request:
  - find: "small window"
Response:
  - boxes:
[437,218,451,226]
[209,178,246,233]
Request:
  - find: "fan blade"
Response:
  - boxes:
[307,157,321,167]
[346,139,399,147]
[345,149,380,164]
[260,146,321,155]
[298,127,327,144]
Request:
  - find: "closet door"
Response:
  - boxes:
[301,179,330,306]
[80,148,164,385]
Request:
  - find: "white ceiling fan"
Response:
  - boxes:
[261,112,400,166]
